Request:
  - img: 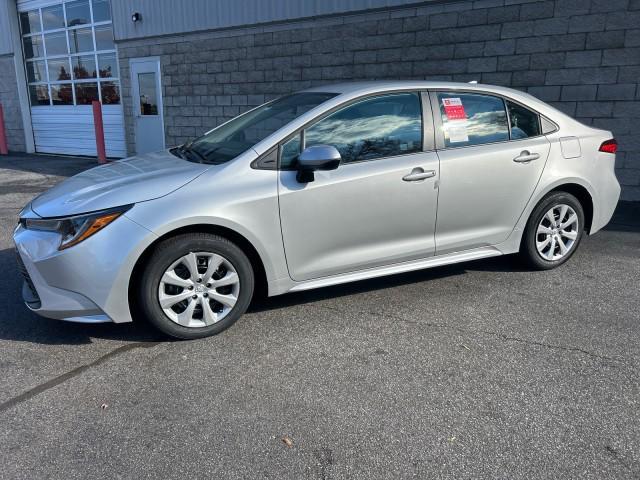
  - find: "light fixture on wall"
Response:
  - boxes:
[131,12,142,23]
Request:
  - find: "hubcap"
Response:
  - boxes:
[535,204,579,261]
[158,251,240,328]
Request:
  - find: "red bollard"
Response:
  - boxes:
[0,103,8,155]
[92,100,107,164]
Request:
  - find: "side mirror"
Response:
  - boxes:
[296,145,341,183]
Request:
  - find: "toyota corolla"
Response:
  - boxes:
[14,82,620,339]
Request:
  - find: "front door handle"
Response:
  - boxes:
[403,167,436,182]
[513,150,540,163]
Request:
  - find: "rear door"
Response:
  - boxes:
[432,91,550,254]
[278,91,440,281]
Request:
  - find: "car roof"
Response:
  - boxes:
[303,80,531,100]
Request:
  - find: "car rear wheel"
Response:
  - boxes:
[520,192,585,270]
[138,233,254,339]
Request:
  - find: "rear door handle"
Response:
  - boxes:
[513,150,540,163]
[403,167,436,182]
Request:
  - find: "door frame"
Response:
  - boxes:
[130,56,165,154]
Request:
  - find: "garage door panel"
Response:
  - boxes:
[29,105,126,158]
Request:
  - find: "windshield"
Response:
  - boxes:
[181,92,338,164]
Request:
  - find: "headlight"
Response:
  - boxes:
[22,205,132,250]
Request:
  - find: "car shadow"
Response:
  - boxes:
[248,254,526,313]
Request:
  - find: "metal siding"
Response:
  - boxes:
[111,0,427,40]
[0,0,15,55]
[31,105,126,157]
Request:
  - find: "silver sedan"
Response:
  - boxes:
[14,81,621,339]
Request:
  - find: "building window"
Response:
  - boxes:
[20,0,120,106]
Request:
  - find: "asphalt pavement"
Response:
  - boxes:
[0,153,638,479]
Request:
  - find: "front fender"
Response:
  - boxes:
[124,166,289,293]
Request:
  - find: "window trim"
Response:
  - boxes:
[429,89,552,151]
[277,89,435,170]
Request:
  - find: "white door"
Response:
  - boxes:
[130,57,165,154]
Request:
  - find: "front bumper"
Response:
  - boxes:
[14,208,156,324]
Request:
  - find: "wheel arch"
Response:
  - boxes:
[545,183,594,234]
[128,224,269,317]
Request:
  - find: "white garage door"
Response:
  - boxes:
[18,0,126,158]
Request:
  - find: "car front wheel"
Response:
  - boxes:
[521,191,585,270]
[138,233,254,339]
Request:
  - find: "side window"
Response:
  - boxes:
[506,100,541,139]
[437,92,509,148]
[280,134,302,169]
[304,92,423,164]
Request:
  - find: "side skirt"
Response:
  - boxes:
[287,246,503,293]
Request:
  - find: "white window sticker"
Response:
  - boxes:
[448,124,469,143]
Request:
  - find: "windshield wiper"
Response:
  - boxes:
[179,143,208,164]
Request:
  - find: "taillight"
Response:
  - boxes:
[599,139,617,154]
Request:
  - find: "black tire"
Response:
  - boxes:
[520,191,585,270]
[138,233,254,340]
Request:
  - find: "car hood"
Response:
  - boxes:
[30,150,211,218]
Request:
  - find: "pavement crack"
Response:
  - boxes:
[0,341,160,414]
[313,304,618,362]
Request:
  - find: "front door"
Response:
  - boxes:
[279,92,439,282]
[432,91,551,254]
[130,57,165,154]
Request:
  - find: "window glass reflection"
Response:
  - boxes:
[305,93,423,164]
[26,60,47,83]
[94,25,114,50]
[190,93,337,165]
[75,82,98,104]
[48,58,72,81]
[280,134,301,168]
[66,0,91,27]
[438,92,508,148]
[72,55,97,79]
[92,0,112,22]
[23,35,44,59]
[507,101,541,139]
[97,53,117,77]
[41,5,65,31]
[100,81,120,104]
[51,83,74,104]
[44,31,68,56]
[68,27,94,53]
[138,73,158,115]
[29,85,50,106]
[20,11,40,35]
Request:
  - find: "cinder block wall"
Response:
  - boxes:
[0,55,26,152]
[117,0,640,200]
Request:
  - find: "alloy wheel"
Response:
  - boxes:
[535,204,579,261]
[158,251,240,328]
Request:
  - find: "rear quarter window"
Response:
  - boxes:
[506,100,541,139]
